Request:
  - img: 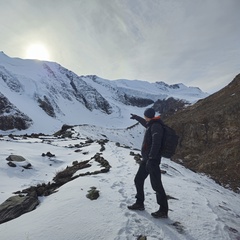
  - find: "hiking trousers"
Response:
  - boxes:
[134,159,168,213]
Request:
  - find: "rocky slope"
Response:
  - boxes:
[166,74,240,192]
[0,92,32,130]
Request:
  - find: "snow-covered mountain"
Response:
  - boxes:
[0,52,208,134]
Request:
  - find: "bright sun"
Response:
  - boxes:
[26,43,50,60]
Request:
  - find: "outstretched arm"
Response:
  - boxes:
[130,114,147,128]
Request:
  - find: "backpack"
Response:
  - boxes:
[159,122,179,158]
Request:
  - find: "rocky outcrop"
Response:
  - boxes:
[166,74,240,192]
[153,97,188,119]
[62,68,113,114]
[38,96,56,117]
[0,92,33,130]
[0,66,23,93]
[0,137,111,224]
[0,194,39,224]
[122,94,154,107]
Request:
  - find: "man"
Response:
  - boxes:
[128,107,168,218]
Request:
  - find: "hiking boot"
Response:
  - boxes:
[151,210,168,218]
[127,202,145,211]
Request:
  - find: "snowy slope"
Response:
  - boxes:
[0,52,209,135]
[84,75,208,103]
[0,125,240,240]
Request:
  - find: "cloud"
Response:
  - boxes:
[0,0,239,93]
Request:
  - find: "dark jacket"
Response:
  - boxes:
[134,115,164,162]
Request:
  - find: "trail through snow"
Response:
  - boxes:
[0,128,240,240]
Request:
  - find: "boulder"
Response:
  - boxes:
[6,155,26,162]
[0,194,39,224]
[6,155,32,169]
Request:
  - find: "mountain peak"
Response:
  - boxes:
[1,54,208,134]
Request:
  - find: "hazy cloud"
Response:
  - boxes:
[1,0,239,93]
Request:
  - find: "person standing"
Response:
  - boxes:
[127,108,168,218]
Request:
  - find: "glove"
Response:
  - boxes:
[130,114,137,120]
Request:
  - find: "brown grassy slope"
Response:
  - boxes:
[165,74,240,192]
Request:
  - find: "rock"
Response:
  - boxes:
[37,96,56,118]
[6,155,26,162]
[42,152,55,157]
[22,163,32,169]
[153,97,187,119]
[85,138,94,144]
[130,152,142,164]
[0,93,33,131]
[130,151,135,156]
[100,145,105,152]
[7,161,16,167]
[6,155,32,169]
[96,139,109,145]
[122,94,153,107]
[46,152,55,157]
[74,149,82,153]
[53,160,91,184]
[0,194,39,224]
[53,124,74,138]
[86,187,100,200]
[92,153,111,170]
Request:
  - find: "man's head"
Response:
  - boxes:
[144,108,155,121]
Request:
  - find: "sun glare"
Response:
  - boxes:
[26,43,50,60]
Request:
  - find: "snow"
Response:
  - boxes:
[86,76,209,103]
[1,125,240,240]
[0,52,209,135]
[1,52,239,239]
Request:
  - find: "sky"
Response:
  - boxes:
[0,0,240,93]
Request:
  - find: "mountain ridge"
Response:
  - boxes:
[0,52,208,134]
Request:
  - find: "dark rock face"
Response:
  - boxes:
[153,97,187,119]
[38,96,56,117]
[166,74,240,192]
[62,69,113,114]
[0,194,39,224]
[0,93,33,130]
[0,66,23,93]
[122,94,154,107]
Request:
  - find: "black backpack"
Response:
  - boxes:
[159,122,179,158]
